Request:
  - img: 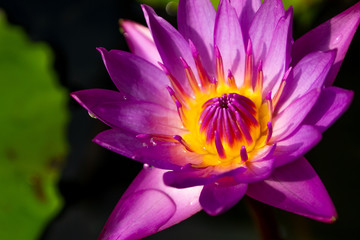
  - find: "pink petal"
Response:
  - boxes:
[142,5,197,96]
[277,50,336,113]
[164,145,275,188]
[164,164,247,188]
[273,125,322,167]
[177,0,216,74]
[246,157,337,223]
[248,0,285,66]
[234,144,276,183]
[71,89,181,135]
[200,181,248,216]
[214,0,246,85]
[263,7,293,97]
[120,20,162,66]
[231,0,261,40]
[99,166,202,240]
[93,129,198,170]
[292,2,360,86]
[272,88,321,141]
[100,189,175,240]
[97,48,171,106]
[304,86,354,132]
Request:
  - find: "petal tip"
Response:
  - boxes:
[318,214,338,224]
[203,207,223,216]
[329,215,338,223]
[141,4,154,16]
[69,91,77,99]
[118,18,125,26]
[70,92,89,110]
[96,46,107,55]
[99,189,177,240]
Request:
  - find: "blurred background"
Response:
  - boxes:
[0,0,359,239]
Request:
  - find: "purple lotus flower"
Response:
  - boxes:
[71,0,360,239]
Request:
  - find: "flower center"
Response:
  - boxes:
[140,40,290,167]
[199,93,258,148]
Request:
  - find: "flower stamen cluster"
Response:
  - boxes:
[143,41,290,168]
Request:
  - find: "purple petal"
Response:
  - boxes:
[292,2,360,86]
[200,181,248,216]
[120,20,162,66]
[214,0,246,85]
[100,189,175,240]
[97,48,171,106]
[71,89,182,135]
[142,5,196,96]
[274,125,322,167]
[164,164,247,188]
[248,0,285,66]
[93,129,199,170]
[263,8,293,97]
[231,0,261,40]
[71,89,123,127]
[277,50,336,112]
[272,88,321,141]
[303,86,354,132]
[247,157,337,223]
[99,167,202,240]
[234,144,276,183]
[177,0,215,74]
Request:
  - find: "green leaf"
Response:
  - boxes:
[282,0,323,28]
[0,11,68,240]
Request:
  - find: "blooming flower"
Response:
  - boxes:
[71,0,360,239]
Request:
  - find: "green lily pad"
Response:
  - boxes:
[283,0,323,27]
[0,11,68,240]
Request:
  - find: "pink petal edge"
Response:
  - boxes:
[231,0,261,41]
[99,166,203,240]
[277,50,336,113]
[96,47,171,106]
[142,4,197,96]
[214,0,246,85]
[292,2,360,86]
[262,7,293,97]
[120,19,162,65]
[273,124,322,167]
[200,181,248,216]
[304,86,354,132]
[248,0,285,66]
[177,0,216,75]
[246,157,337,223]
[272,88,321,141]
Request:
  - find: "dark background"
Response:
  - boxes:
[0,0,359,239]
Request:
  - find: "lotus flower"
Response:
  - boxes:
[71,0,360,239]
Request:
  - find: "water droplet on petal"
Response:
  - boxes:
[333,34,343,45]
[88,112,97,119]
[150,138,157,146]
